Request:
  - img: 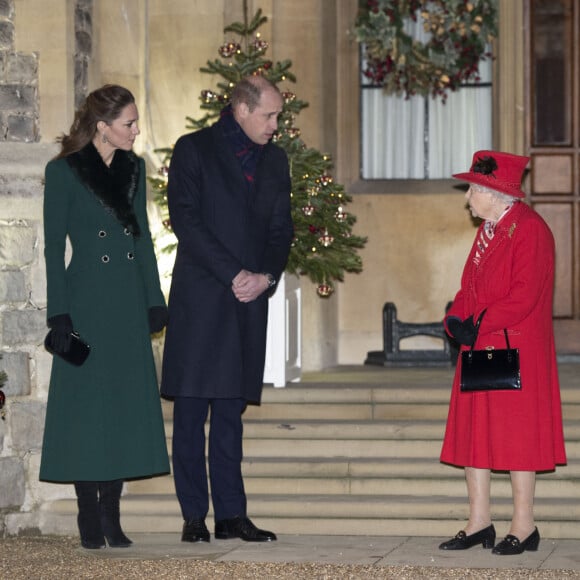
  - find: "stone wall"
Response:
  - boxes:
[0,142,63,536]
[0,0,39,142]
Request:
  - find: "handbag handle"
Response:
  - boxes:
[469,308,511,351]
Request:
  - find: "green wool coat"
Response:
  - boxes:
[39,146,170,482]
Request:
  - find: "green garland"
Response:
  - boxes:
[353,0,498,100]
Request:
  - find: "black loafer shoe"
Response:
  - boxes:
[439,524,496,550]
[215,516,277,542]
[182,518,210,543]
[492,527,540,555]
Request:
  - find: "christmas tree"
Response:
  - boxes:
[149,7,367,297]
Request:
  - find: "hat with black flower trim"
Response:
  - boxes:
[452,150,530,199]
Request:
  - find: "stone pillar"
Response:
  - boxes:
[0,141,65,536]
[0,0,58,535]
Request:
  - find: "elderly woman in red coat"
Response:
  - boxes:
[439,151,566,556]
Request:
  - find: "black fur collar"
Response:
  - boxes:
[67,143,141,236]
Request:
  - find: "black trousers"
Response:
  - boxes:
[172,396,247,522]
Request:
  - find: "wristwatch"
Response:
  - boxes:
[262,273,276,289]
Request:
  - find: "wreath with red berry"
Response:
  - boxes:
[353,0,498,100]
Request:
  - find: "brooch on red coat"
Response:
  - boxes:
[509,223,516,238]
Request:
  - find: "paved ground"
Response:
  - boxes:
[2,532,580,579]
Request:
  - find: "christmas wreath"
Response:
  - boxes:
[353,0,498,100]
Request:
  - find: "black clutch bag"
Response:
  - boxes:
[44,330,91,366]
[460,312,521,392]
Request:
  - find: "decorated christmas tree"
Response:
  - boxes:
[149,7,366,297]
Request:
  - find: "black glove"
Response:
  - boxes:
[47,314,74,352]
[148,306,169,333]
[446,315,477,346]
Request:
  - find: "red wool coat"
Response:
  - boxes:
[440,201,567,471]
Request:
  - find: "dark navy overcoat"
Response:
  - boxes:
[161,122,293,403]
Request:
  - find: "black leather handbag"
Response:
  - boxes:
[460,311,521,392]
[44,330,91,366]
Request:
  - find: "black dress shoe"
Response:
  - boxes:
[492,527,540,555]
[439,524,496,550]
[182,518,210,543]
[215,516,277,542]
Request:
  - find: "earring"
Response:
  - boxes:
[102,134,108,144]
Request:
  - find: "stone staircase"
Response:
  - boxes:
[40,365,580,539]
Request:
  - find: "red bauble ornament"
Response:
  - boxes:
[317,283,334,297]
[318,229,334,247]
[218,42,241,58]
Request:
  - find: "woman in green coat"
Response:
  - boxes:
[40,85,170,549]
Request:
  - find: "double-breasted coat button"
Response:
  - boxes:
[98,230,107,237]
[101,255,110,263]
[124,227,132,236]
[127,252,134,260]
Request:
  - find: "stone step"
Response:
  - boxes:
[126,470,580,499]
[246,402,453,421]
[41,494,580,539]
[160,423,448,458]
[127,455,580,490]
[161,382,580,421]
[40,365,580,539]
[242,437,580,459]
[39,511,580,540]
[162,419,580,442]
[243,419,580,440]
[262,383,580,403]
[249,403,580,421]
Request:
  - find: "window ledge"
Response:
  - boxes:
[348,179,467,195]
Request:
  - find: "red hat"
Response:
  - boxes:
[452,150,530,199]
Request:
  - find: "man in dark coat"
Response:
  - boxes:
[161,76,293,543]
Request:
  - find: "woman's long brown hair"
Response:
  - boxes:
[55,85,135,159]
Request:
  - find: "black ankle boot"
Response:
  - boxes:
[99,480,132,547]
[74,482,106,549]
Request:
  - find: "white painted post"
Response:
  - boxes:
[263,273,301,387]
